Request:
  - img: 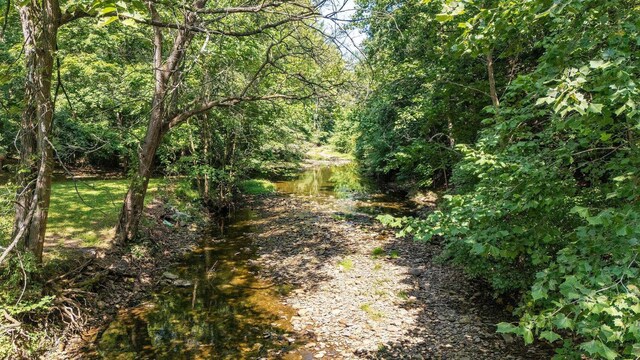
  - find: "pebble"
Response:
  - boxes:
[249,195,555,359]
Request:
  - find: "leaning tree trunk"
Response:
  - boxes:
[114,98,166,243]
[114,0,205,244]
[13,0,59,262]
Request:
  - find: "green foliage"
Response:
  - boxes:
[371,247,385,258]
[338,257,354,271]
[0,254,54,359]
[368,0,640,357]
[352,0,500,188]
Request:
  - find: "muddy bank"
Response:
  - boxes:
[46,200,204,358]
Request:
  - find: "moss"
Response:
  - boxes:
[371,247,385,258]
[338,257,354,271]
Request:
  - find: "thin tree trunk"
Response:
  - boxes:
[486,50,499,108]
[114,112,164,243]
[115,1,206,243]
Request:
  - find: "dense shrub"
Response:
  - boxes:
[375,0,640,357]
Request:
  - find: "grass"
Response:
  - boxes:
[338,257,354,271]
[371,247,400,259]
[360,303,384,321]
[47,179,161,247]
[306,144,353,161]
[238,179,276,195]
[371,247,385,258]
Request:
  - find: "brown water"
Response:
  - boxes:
[96,164,410,359]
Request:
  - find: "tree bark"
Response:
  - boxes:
[14,4,39,248]
[486,50,499,108]
[13,0,59,262]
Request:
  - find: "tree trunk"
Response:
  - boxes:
[114,1,206,243]
[486,50,500,108]
[14,4,39,247]
[14,0,59,262]
[114,97,166,243]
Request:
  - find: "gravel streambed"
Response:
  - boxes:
[245,194,553,359]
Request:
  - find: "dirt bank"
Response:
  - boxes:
[44,200,204,359]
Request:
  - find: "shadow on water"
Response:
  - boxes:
[96,164,415,359]
[97,209,306,359]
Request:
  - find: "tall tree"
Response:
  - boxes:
[6,0,142,263]
[114,0,335,243]
[11,0,61,262]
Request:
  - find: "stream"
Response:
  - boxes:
[96,164,410,359]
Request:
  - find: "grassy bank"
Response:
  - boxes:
[46,179,161,248]
[239,179,277,195]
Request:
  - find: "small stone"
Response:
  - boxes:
[460,315,473,324]
[162,272,179,280]
[172,279,193,287]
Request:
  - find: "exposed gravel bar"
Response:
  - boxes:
[245,194,554,359]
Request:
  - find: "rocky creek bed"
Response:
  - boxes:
[67,164,555,359]
[245,193,554,359]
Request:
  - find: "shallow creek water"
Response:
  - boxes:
[96,164,410,359]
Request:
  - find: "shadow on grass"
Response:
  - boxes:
[45,179,161,250]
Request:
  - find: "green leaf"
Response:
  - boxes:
[98,6,117,15]
[435,14,454,22]
[121,18,137,27]
[570,206,589,218]
[589,60,608,69]
[599,132,612,141]
[539,330,562,343]
[98,16,119,26]
[581,340,600,355]
[471,242,486,255]
[588,103,603,114]
[523,328,534,345]
[553,314,573,330]
[531,284,548,301]
[580,340,618,360]
[496,322,518,334]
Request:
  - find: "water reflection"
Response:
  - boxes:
[97,164,410,359]
[98,209,298,359]
[276,164,410,217]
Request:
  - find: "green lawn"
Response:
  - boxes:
[47,179,161,247]
[238,179,276,195]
